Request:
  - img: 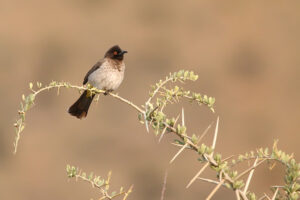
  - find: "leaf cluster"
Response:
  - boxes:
[66,165,132,200]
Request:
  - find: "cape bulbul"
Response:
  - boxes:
[68,45,127,119]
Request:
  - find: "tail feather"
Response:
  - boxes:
[68,90,95,119]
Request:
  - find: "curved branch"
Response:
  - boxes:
[13,81,144,154]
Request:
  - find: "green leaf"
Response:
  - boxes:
[111,191,117,196]
[233,180,244,189]
[184,71,189,79]
[177,70,184,78]
[88,172,94,180]
[191,134,198,144]
[208,97,215,105]
[37,82,42,88]
[198,143,207,154]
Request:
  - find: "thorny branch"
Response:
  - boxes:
[66,165,133,200]
[14,70,300,200]
[13,81,144,154]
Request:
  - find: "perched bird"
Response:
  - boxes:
[68,45,127,119]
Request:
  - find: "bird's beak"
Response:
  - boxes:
[121,50,128,55]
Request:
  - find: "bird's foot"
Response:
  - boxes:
[104,89,113,96]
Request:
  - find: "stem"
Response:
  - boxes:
[13,82,144,154]
[108,92,144,113]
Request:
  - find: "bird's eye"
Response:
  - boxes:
[113,51,118,55]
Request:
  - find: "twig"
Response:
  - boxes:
[109,92,144,113]
[122,185,133,200]
[13,82,145,154]
[75,174,107,190]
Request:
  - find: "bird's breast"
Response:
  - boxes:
[87,61,125,91]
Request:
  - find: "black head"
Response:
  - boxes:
[104,45,128,61]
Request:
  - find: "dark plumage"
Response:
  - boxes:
[68,90,95,119]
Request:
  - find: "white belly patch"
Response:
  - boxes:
[87,61,125,91]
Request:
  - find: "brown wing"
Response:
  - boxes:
[83,61,102,85]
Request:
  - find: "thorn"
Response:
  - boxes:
[271,188,279,200]
[197,122,213,144]
[206,179,225,200]
[211,117,219,156]
[160,170,168,200]
[235,190,241,200]
[170,143,188,164]
[181,107,185,127]
[158,126,168,143]
[197,177,221,185]
[144,110,149,133]
[186,162,209,188]
[243,158,258,194]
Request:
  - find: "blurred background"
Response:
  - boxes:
[1,0,300,199]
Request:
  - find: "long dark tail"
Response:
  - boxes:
[68,90,95,119]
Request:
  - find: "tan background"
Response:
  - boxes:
[1,0,300,199]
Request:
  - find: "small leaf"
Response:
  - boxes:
[37,82,42,88]
[191,134,198,144]
[88,172,94,180]
[97,179,104,186]
[184,71,189,79]
[111,191,117,196]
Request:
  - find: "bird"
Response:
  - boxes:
[68,45,127,119]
